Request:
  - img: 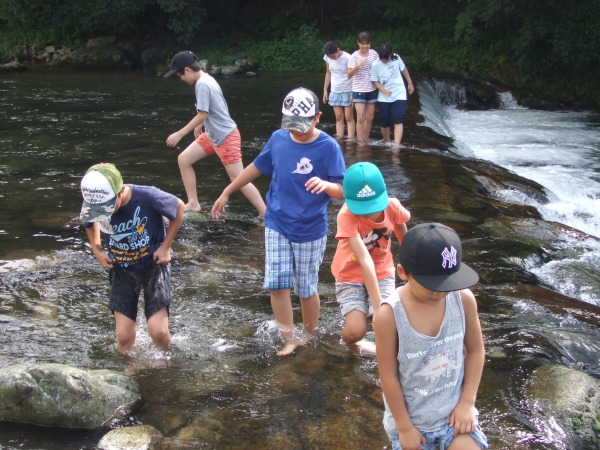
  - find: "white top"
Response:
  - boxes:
[323,51,352,93]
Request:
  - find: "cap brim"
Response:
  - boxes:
[163,68,178,78]
[80,198,117,223]
[411,263,479,292]
[281,114,313,133]
[345,194,389,215]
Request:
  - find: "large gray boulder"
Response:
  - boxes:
[0,363,141,429]
[526,364,600,449]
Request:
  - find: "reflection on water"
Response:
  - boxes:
[0,69,599,449]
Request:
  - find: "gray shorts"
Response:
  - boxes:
[335,276,395,316]
[108,262,171,322]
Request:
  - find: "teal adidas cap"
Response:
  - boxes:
[343,162,389,215]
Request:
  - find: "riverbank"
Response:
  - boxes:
[2,30,598,111]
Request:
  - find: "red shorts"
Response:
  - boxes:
[196,128,242,165]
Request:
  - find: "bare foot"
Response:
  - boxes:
[355,339,376,354]
[184,202,202,213]
[341,338,376,354]
[276,335,309,356]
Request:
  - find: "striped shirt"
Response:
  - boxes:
[348,49,379,93]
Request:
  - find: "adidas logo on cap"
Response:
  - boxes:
[356,185,376,198]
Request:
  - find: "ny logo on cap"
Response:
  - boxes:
[441,246,457,269]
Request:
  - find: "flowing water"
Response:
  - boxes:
[0,69,599,449]
[418,80,600,307]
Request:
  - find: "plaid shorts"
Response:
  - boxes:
[263,227,327,299]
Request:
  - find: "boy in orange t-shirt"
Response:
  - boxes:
[331,162,410,351]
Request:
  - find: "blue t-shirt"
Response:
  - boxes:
[83,185,180,270]
[253,129,346,242]
[370,55,408,102]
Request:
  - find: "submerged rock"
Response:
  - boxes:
[97,425,163,450]
[0,363,141,429]
[526,364,600,449]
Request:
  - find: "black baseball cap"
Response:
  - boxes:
[163,51,199,78]
[399,223,479,292]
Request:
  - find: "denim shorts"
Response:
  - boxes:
[335,276,395,316]
[352,90,378,103]
[196,128,242,165]
[328,91,352,107]
[108,262,171,322]
[263,227,327,299]
[386,423,488,450]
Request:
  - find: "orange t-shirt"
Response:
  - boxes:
[331,198,411,282]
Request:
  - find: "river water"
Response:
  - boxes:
[0,69,599,449]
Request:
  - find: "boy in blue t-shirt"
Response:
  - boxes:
[80,163,185,354]
[211,88,346,356]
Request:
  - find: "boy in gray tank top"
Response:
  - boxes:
[374,223,488,449]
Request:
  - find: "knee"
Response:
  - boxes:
[116,329,136,351]
[149,326,171,348]
[177,152,189,168]
[342,321,368,344]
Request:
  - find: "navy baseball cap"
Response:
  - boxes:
[399,223,479,292]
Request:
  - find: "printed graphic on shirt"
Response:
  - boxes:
[363,227,389,250]
[106,206,151,267]
[292,157,313,174]
[413,351,461,384]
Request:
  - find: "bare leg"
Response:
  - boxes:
[344,105,356,139]
[147,307,171,349]
[177,140,207,212]
[224,162,266,216]
[354,102,367,143]
[364,103,376,143]
[393,123,404,146]
[300,293,320,335]
[341,309,368,346]
[333,105,345,138]
[341,309,375,353]
[447,434,481,450]
[270,289,307,356]
[381,126,391,142]
[114,312,137,354]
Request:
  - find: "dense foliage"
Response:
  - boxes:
[0,0,598,104]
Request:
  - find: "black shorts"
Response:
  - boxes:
[108,262,171,322]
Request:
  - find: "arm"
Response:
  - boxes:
[374,305,426,450]
[393,223,408,245]
[211,163,262,218]
[166,110,208,147]
[305,179,344,198]
[347,236,383,312]
[153,199,185,264]
[373,81,392,97]
[323,63,331,104]
[347,57,367,79]
[85,223,114,269]
[402,67,415,95]
[450,288,485,435]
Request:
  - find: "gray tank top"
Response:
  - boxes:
[382,289,465,433]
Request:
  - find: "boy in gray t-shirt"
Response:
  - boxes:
[375,223,488,449]
[164,51,265,217]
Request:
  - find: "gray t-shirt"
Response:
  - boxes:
[382,289,466,434]
[194,73,237,146]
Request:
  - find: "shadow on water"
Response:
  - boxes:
[0,69,599,449]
